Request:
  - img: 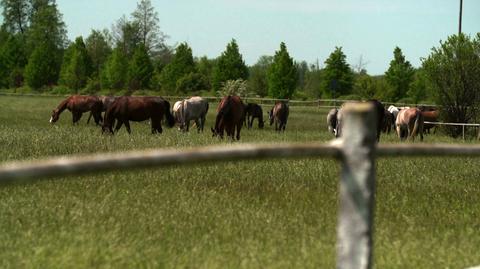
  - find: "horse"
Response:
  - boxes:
[327,108,338,135]
[175,96,209,132]
[383,109,395,134]
[269,101,289,132]
[335,100,385,141]
[172,100,183,128]
[102,96,175,134]
[87,96,118,124]
[421,109,440,134]
[245,103,264,129]
[211,95,245,140]
[395,107,424,141]
[50,95,103,125]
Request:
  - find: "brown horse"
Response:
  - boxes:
[211,95,245,140]
[269,101,289,132]
[245,103,264,129]
[87,96,118,124]
[382,109,395,134]
[102,96,175,134]
[50,95,103,125]
[395,107,424,141]
[421,109,440,134]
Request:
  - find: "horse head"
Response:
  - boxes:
[50,109,60,124]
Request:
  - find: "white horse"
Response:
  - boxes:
[175,96,209,132]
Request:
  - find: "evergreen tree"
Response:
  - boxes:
[0,34,28,87]
[320,47,354,98]
[59,37,93,91]
[85,29,112,78]
[131,0,166,55]
[158,42,195,93]
[25,1,67,87]
[385,46,415,101]
[102,47,128,90]
[176,72,209,94]
[0,0,30,34]
[112,15,141,58]
[267,43,297,99]
[248,55,272,97]
[127,43,153,91]
[24,42,57,89]
[212,39,248,93]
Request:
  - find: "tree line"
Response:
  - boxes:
[1,0,479,131]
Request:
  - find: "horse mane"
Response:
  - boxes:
[55,96,72,113]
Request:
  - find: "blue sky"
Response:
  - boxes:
[11,1,480,74]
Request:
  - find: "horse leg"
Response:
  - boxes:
[200,116,206,132]
[87,112,92,124]
[236,122,242,140]
[114,120,123,133]
[124,121,131,134]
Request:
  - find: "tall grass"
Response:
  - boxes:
[0,96,479,268]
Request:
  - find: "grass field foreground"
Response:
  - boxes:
[0,96,479,268]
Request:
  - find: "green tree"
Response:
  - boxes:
[131,0,166,55]
[158,42,195,93]
[384,46,415,101]
[422,33,480,137]
[59,37,93,91]
[176,72,209,94]
[85,29,112,78]
[353,73,377,100]
[24,42,57,89]
[247,55,272,97]
[112,15,141,58]
[407,68,431,104]
[212,39,248,93]
[0,0,30,34]
[267,43,297,99]
[25,1,67,87]
[195,56,215,91]
[127,43,153,91]
[0,34,28,87]
[102,47,128,90]
[320,47,353,98]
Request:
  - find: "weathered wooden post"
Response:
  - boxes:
[337,102,377,269]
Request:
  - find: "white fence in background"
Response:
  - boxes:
[1,103,480,269]
[424,121,480,140]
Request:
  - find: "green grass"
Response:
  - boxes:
[0,96,479,268]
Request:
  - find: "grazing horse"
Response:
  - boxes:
[245,103,264,129]
[269,101,289,132]
[87,96,118,124]
[327,108,338,135]
[421,109,440,134]
[335,100,385,141]
[172,100,183,127]
[50,95,103,125]
[102,96,175,134]
[395,107,424,141]
[211,95,245,140]
[383,109,395,134]
[175,96,209,132]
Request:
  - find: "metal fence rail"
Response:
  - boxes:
[1,103,480,269]
[424,121,480,140]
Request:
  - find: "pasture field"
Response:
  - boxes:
[0,95,479,268]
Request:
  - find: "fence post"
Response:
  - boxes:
[337,103,377,269]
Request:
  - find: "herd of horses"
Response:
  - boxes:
[327,100,440,142]
[49,95,439,142]
[49,95,290,140]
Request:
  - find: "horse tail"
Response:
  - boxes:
[411,111,424,141]
[164,100,175,128]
